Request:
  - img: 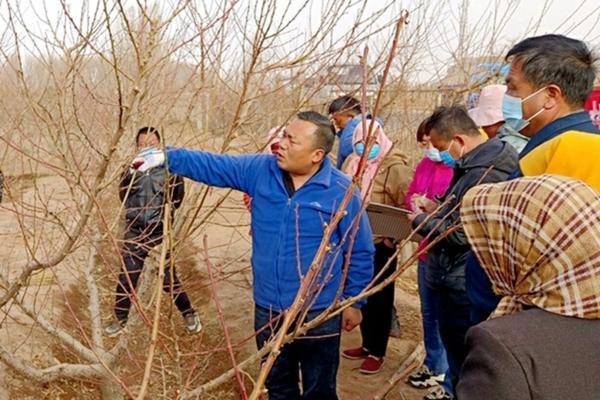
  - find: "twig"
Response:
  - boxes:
[371,343,425,400]
[136,202,171,400]
[202,235,249,400]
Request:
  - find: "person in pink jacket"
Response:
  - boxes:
[404,123,455,212]
[405,118,455,399]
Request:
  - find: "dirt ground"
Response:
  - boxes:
[0,174,430,400]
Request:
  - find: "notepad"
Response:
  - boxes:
[366,202,421,242]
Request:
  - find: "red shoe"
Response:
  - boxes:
[342,347,369,360]
[359,356,384,374]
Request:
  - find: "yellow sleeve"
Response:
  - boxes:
[478,128,489,140]
[520,131,600,192]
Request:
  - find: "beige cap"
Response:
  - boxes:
[468,84,507,127]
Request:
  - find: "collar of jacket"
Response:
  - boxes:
[336,114,362,138]
[498,121,528,141]
[519,111,597,159]
[269,155,333,189]
[455,138,516,174]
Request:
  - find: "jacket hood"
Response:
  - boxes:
[457,138,518,175]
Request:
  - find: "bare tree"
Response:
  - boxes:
[0,0,597,399]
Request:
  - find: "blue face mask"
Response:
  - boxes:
[425,147,442,163]
[439,140,457,168]
[355,142,381,160]
[502,87,547,130]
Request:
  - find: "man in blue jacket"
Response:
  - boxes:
[328,95,363,169]
[134,111,375,400]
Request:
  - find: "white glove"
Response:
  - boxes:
[132,147,165,172]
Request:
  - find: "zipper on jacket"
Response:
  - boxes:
[273,167,321,310]
[276,197,292,310]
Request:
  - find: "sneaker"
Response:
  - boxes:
[183,312,202,334]
[341,347,369,360]
[359,355,384,374]
[105,320,127,338]
[389,313,402,338]
[408,365,445,388]
[424,386,453,400]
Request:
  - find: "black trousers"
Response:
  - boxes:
[255,306,341,400]
[432,286,471,392]
[114,224,194,322]
[360,242,397,358]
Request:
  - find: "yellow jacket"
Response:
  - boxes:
[517,112,600,192]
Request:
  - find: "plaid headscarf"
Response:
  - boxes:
[461,174,600,319]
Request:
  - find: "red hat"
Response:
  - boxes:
[584,88,600,111]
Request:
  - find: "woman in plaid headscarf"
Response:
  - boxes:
[461,174,600,319]
[457,174,600,400]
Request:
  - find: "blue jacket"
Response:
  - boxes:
[166,149,375,311]
[336,115,384,169]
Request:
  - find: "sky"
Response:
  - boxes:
[1,0,599,83]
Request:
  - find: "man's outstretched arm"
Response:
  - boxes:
[136,147,267,195]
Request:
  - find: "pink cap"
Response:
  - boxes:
[468,84,507,127]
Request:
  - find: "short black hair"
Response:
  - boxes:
[506,34,597,107]
[297,111,335,154]
[427,106,480,140]
[136,126,161,143]
[327,95,362,116]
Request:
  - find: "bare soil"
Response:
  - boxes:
[0,174,428,400]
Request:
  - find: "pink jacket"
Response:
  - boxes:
[405,157,454,210]
[405,157,454,261]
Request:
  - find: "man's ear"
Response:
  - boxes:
[544,84,562,109]
[312,148,326,164]
[453,134,466,147]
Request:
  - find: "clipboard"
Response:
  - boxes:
[366,202,421,242]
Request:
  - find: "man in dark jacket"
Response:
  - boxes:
[408,106,518,400]
[105,127,201,337]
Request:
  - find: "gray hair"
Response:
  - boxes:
[506,34,597,107]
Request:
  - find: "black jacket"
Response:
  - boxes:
[413,138,518,291]
[119,166,184,230]
[457,308,600,400]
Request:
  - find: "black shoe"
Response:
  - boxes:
[408,365,445,388]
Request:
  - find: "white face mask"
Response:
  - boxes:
[424,147,442,163]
